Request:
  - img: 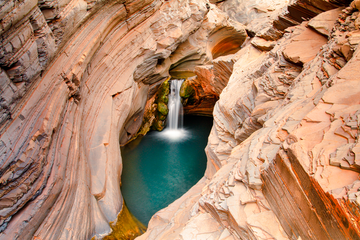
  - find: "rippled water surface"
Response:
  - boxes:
[120,115,213,225]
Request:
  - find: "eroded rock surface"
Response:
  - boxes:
[2,0,360,240]
[0,0,216,239]
[141,1,360,240]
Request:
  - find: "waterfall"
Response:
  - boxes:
[158,79,188,141]
[167,79,184,130]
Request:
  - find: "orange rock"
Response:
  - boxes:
[308,8,343,37]
[282,25,328,65]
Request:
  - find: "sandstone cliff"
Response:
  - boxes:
[0,0,214,239]
[1,0,360,240]
[0,0,249,239]
[140,0,360,240]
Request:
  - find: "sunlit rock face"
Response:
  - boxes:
[141,1,360,240]
[2,0,360,240]
[176,0,351,116]
[216,0,290,36]
[0,0,215,239]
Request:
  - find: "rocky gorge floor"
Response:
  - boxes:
[1,0,360,239]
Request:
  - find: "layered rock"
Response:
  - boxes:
[0,0,222,239]
[176,0,351,116]
[179,54,238,116]
[135,4,248,128]
[140,1,360,240]
[2,0,360,239]
[215,0,290,36]
[168,5,247,116]
[0,0,104,127]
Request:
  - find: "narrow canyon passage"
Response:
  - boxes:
[121,79,213,225]
[3,0,360,239]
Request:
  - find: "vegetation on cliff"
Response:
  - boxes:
[152,79,170,131]
[180,78,196,105]
[102,203,146,240]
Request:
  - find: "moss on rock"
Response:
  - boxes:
[180,78,198,106]
[158,112,167,121]
[156,79,170,101]
[157,102,168,115]
[152,119,165,131]
[180,79,195,99]
[158,94,169,104]
[150,78,170,131]
[102,203,146,240]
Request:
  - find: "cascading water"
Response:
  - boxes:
[167,79,184,130]
[160,79,187,141]
[120,78,213,225]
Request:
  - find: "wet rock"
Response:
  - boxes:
[157,102,168,116]
[180,79,195,99]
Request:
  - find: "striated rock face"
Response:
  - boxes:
[140,1,360,240]
[176,0,351,116]
[2,0,360,240]
[169,5,247,116]
[0,0,230,239]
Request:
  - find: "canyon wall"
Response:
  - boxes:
[140,0,360,240]
[1,0,360,240]
[0,0,241,239]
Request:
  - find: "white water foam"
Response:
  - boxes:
[158,129,189,141]
[157,79,190,142]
